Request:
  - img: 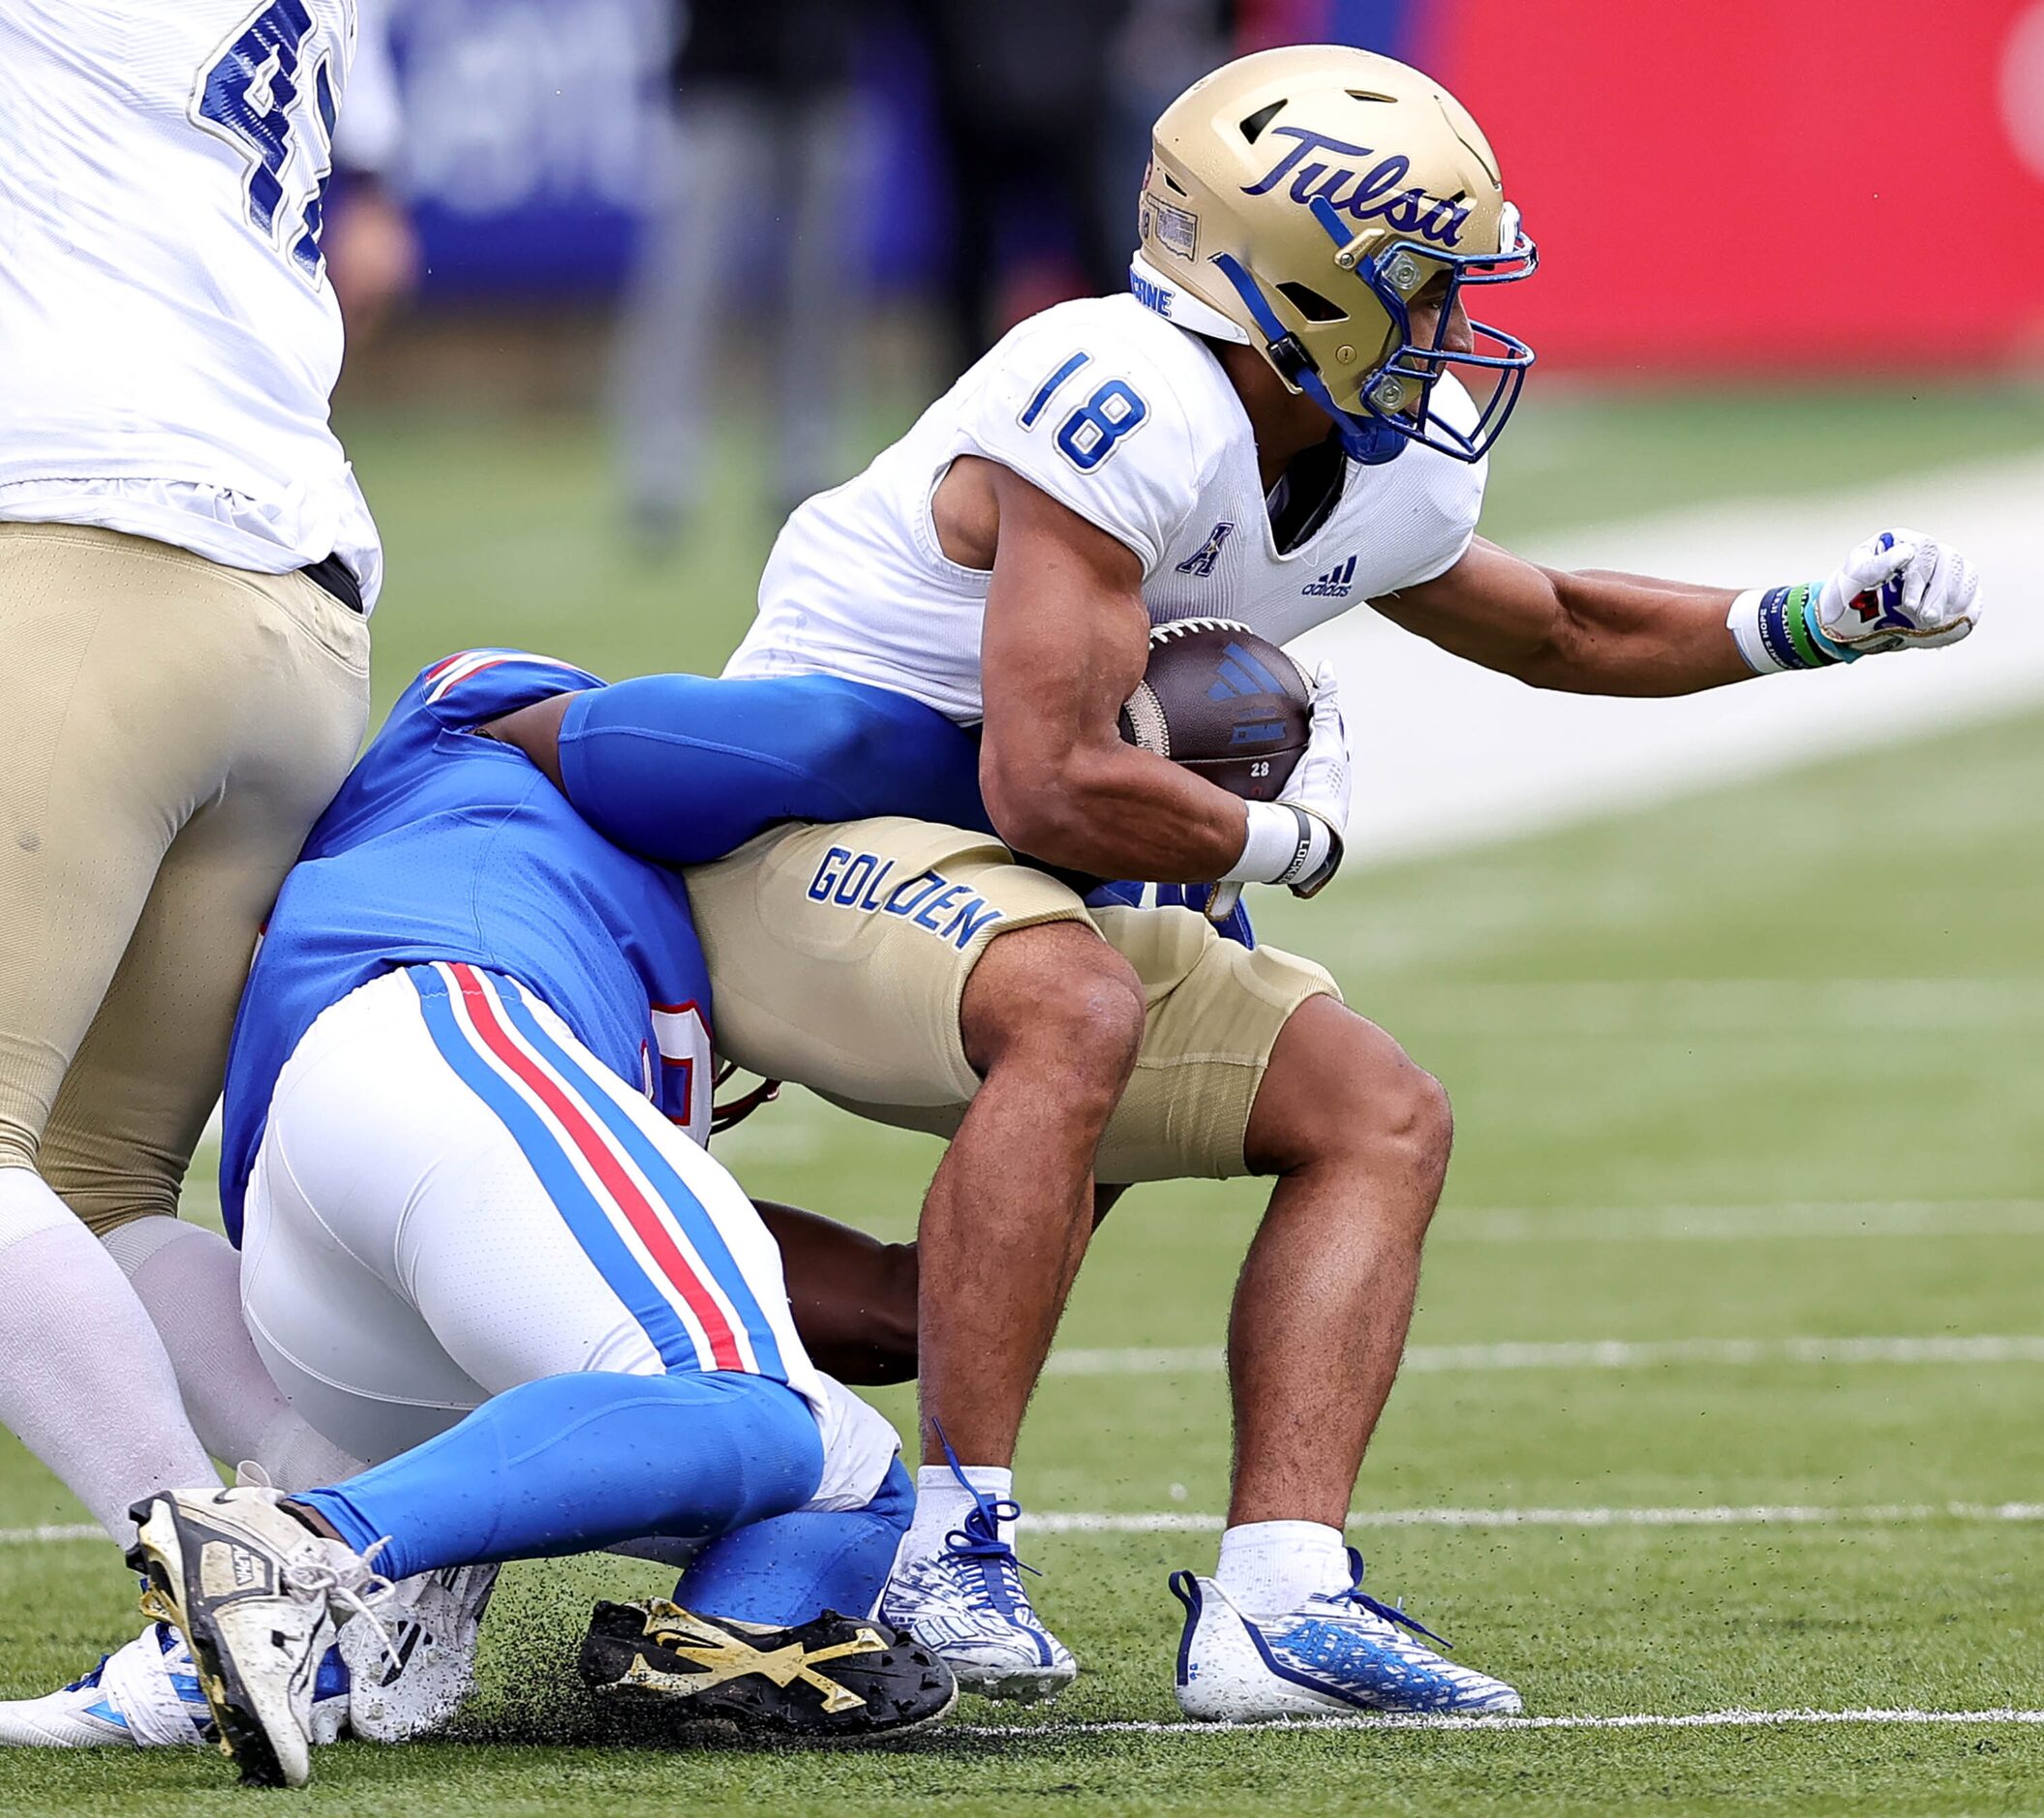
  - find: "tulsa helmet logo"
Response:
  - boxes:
[1242,127,1471,248]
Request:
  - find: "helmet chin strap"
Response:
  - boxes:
[1207,254,1407,466]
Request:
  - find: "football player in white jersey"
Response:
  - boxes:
[691,44,1981,1718]
[0,0,403,1707]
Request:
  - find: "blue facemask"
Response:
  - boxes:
[1210,198,1538,466]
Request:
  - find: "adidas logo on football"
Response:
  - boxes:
[1205,643,1292,703]
[1300,556,1358,598]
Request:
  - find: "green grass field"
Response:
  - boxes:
[3,384,2043,1813]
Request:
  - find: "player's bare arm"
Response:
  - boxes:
[1383,527,1980,694]
[753,1198,917,1386]
[969,457,1251,882]
[479,693,574,785]
[1378,536,1749,694]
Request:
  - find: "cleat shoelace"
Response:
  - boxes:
[942,1498,1037,1573]
[242,1466,401,1660]
[1322,1547,1455,1650]
[1328,1586,1453,1651]
[915,1426,1063,1672]
[282,1534,400,1667]
[931,1426,1045,1618]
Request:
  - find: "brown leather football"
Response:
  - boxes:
[1117,618,1311,802]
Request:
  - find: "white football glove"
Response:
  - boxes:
[1277,659,1352,894]
[1815,528,1981,655]
[1207,659,1352,920]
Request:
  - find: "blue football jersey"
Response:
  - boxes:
[219,650,714,1243]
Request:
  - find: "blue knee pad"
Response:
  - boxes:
[677,1455,914,1626]
[300,1371,825,1581]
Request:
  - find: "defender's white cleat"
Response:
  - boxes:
[0,1613,364,1752]
[0,1620,217,1748]
[129,1485,394,1787]
[879,1464,1075,1703]
[1171,1552,1522,1720]
[2,1558,490,1757]
[343,1561,498,1742]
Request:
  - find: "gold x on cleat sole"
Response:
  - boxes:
[579,1598,957,1741]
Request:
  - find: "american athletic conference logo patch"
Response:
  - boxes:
[1176,523,1235,577]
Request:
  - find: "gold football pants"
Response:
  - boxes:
[685,817,1340,1181]
[0,524,370,1232]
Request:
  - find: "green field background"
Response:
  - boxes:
[1,385,2041,1813]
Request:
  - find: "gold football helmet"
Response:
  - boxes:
[1133,44,1537,463]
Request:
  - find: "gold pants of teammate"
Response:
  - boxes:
[685,817,1340,1182]
[0,524,370,1232]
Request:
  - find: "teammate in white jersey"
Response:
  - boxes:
[0,2,380,1581]
[696,44,1982,1718]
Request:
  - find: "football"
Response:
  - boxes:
[1117,618,1312,802]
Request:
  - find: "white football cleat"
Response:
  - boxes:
[0,1612,356,1751]
[0,1555,492,1756]
[1171,1552,1521,1720]
[344,1561,498,1742]
[129,1485,394,1787]
[0,1620,216,1748]
[879,1462,1075,1703]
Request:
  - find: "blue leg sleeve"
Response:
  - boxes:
[297,1372,824,1581]
[676,1456,914,1627]
[555,674,995,866]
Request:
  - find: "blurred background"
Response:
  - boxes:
[326,0,2044,847]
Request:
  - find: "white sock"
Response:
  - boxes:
[902,1463,1015,1560]
[1215,1520,1351,1619]
[0,1170,219,1538]
[103,1215,366,1491]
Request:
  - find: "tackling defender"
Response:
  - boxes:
[114,650,994,1784]
[0,655,1000,1757]
[668,44,1980,1716]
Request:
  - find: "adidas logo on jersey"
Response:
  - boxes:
[1300,556,1358,598]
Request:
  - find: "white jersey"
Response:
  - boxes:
[726,293,1483,721]
[0,0,381,605]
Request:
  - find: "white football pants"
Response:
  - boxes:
[238,963,896,1509]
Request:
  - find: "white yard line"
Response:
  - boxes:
[1370,977,2044,1035]
[1298,450,2044,865]
[8,1500,2036,1552]
[1022,1500,2044,1535]
[957,1707,2044,1736]
[1433,1198,2044,1243]
[1045,1333,2044,1377]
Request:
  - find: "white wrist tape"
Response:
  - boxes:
[1223,801,1330,886]
[1726,589,1777,675]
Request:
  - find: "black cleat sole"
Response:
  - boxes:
[578,1599,957,1742]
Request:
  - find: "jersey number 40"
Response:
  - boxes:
[190,0,340,284]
